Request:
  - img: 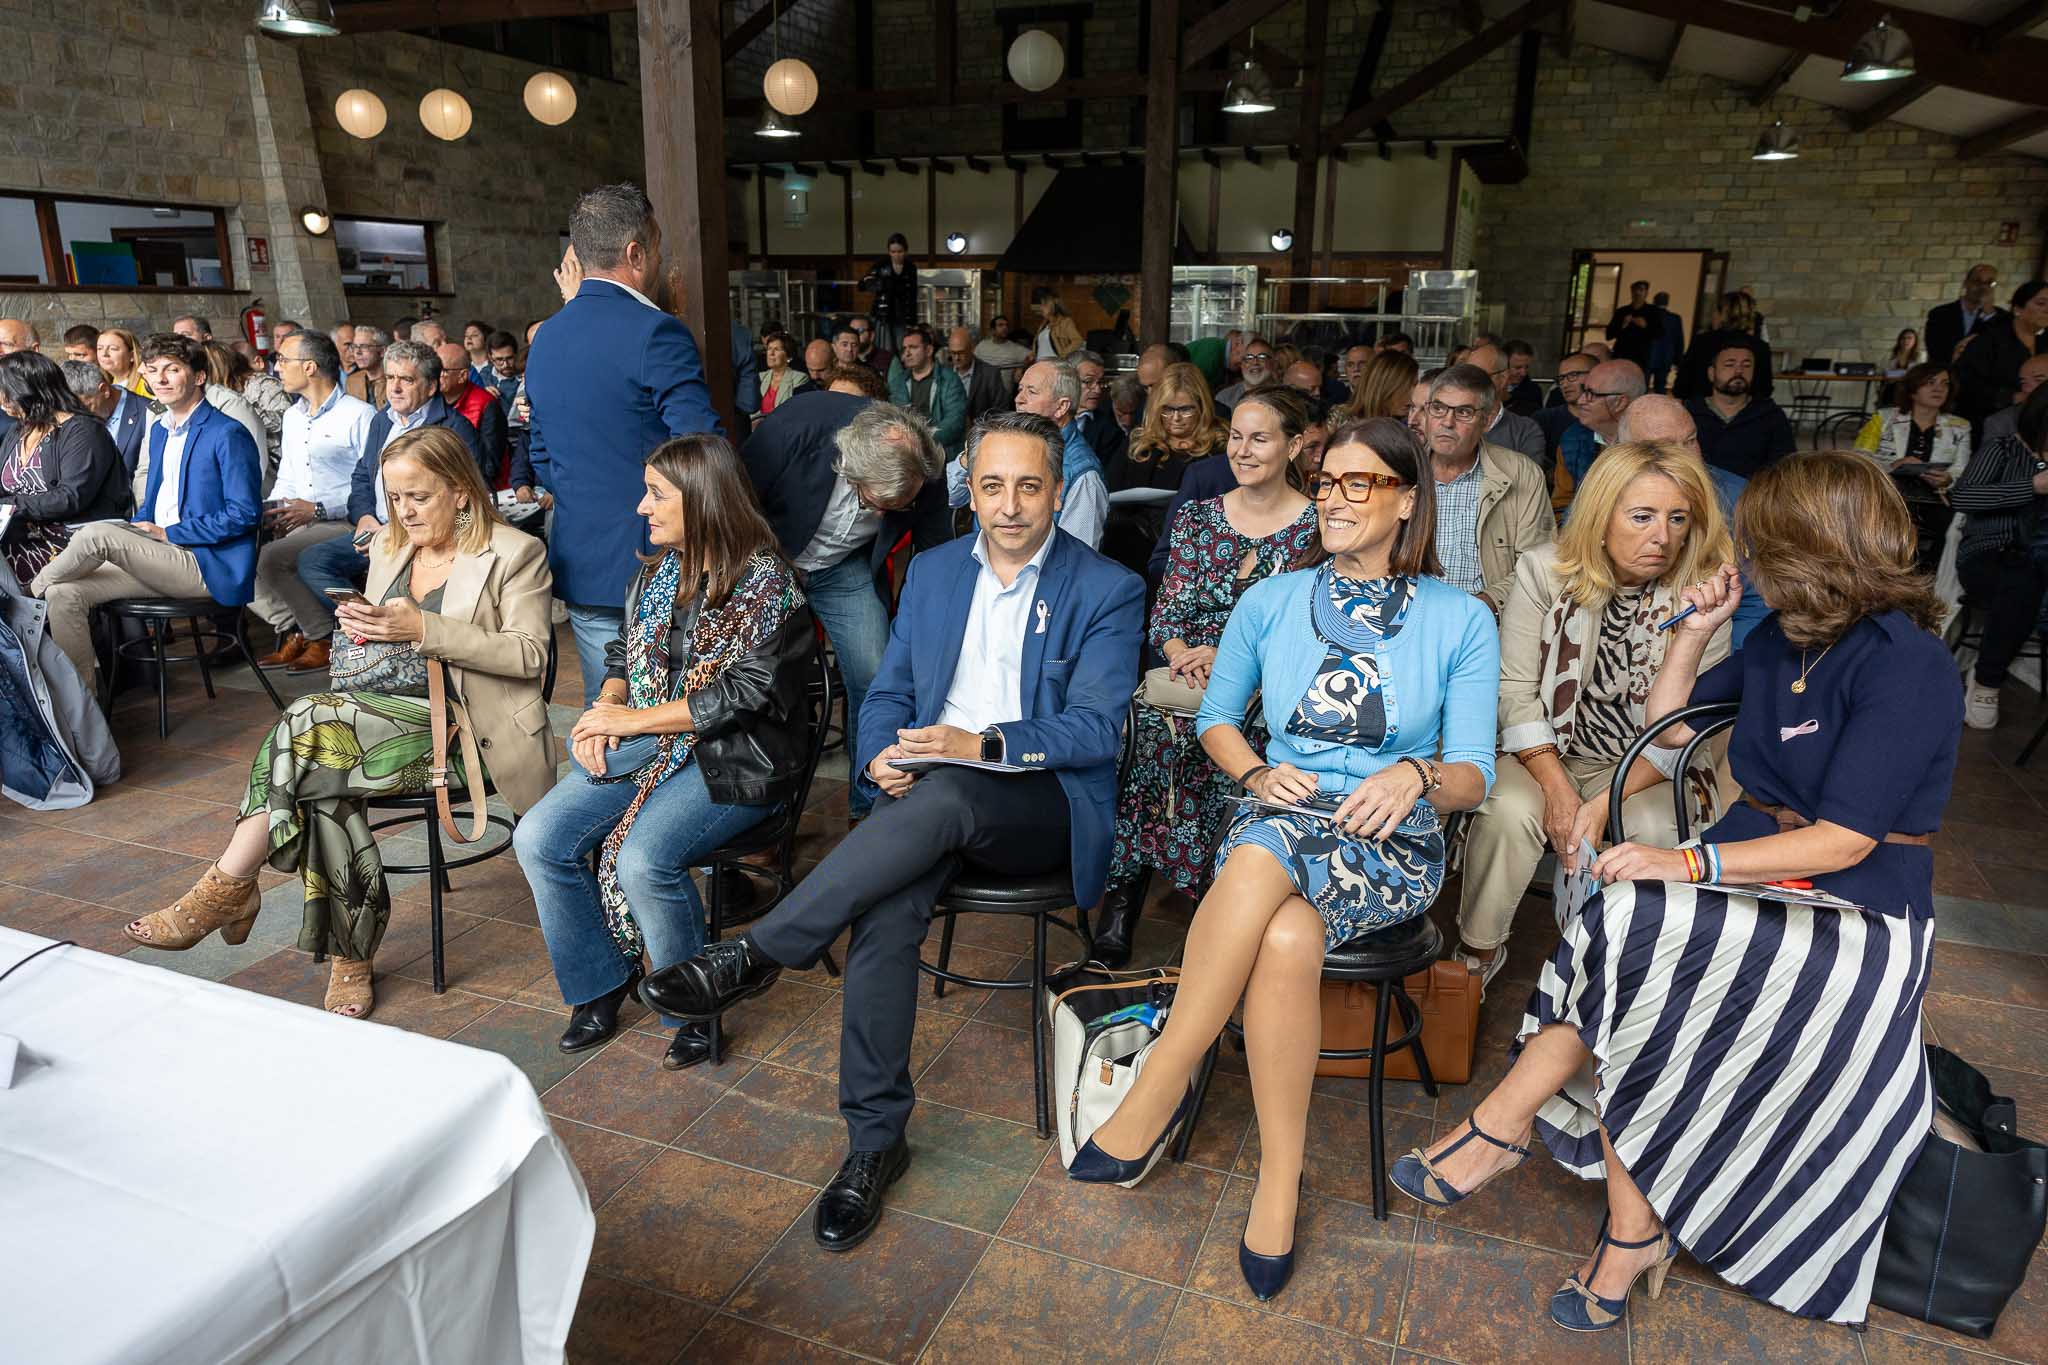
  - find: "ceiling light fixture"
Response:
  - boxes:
[755,105,801,139]
[1007,29,1066,93]
[1752,118,1800,161]
[945,232,968,254]
[1269,227,1294,251]
[255,0,339,37]
[762,0,819,116]
[335,88,386,139]
[1842,14,1914,82]
[300,207,331,235]
[1223,26,1278,115]
[524,71,578,126]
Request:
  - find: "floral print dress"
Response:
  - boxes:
[1107,496,1318,894]
[1217,570,1446,949]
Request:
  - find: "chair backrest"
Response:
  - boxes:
[542,626,559,702]
[1819,410,1868,449]
[766,637,835,868]
[1606,701,1742,847]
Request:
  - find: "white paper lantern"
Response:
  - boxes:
[419,87,473,142]
[763,58,819,117]
[1007,29,1065,93]
[523,71,577,126]
[335,88,387,140]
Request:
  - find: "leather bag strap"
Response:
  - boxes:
[427,658,488,845]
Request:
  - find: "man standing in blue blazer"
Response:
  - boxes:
[646,410,1144,1250]
[33,333,261,696]
[524,183,724,701]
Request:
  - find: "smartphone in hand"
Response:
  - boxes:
[324,587,370,608]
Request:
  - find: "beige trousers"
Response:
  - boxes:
[32,521,211,690]
[1457,751,1683,952]
[251,521,350,640]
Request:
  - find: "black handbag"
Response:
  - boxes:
[1872,1046,2048,1338]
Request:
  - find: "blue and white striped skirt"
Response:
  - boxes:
[1517,880,1934,1324]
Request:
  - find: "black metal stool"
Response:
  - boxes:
[922,869,1094,1138]
[362,776,514,993]
[1179,914,1442,1219]
[99,597,284,738]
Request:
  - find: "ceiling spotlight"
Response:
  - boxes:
[755,105,800,139]
[300,206,331,235]
[1752,118,1800,161]
[1842,14,1914,82]
[1223,58,1277,114]
[1269,228,1294,251]
[945,232,968,255]
[255,0,339,37]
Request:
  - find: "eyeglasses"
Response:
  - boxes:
[1557,369,1591,384]
[1576,387,1624,403]
[1425,399,1483,425]
[1158,403,1200,418]
[1310,472,1408,504]
[1242,351,1273,363]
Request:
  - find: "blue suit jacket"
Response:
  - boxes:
[347,397,483,524]
[134,401,263,606]
[853,530,1144,909]
[107,388,147,480]
[525,279,724,605]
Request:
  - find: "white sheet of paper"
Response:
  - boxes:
[1107,487,1177,507]
[887,757,1029,774]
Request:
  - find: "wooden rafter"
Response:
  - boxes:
[1844,76,1935,131]
[1655,22,1685,82]
[1751,50,1805,106]
[332,0,628,33]
[722,0,806,60]
[1978,0,2048,49]
[1960,109,2048,159]
[1345,1,1399,142]
[1322,0,1564,148]
[1178,0,1294,71]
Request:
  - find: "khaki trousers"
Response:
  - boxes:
[32,522,211,690]
[1457,751,1683,952]
[251,521,350,640]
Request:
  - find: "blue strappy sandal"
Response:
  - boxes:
[1549,1217,1678,1331]
[1388,1115,1532,1208]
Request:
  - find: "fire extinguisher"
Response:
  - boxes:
[242,300,270,355]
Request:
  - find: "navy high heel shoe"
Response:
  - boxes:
[1548,1217,1676,1331]
[1238,1237,1296,1301]
[1389,1115,1531,1208]
[1068,1090,1193,1187]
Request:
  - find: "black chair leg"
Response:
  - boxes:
[1173,1040,1221,1163]
[1030,909,1050,1139]
[933,914,956,999]
[821,949,841,978]
[189,617,217,699]
[426,816,448,994]
[707,861,726,1066]
[1395,984,1437,1098]
[238,614,286,711]
[2019,710,2048,767]
[151,619,172,739]
[99,612,118,715]
[1368,981,1394,1220]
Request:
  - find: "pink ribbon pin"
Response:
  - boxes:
[1779,719,1819,742]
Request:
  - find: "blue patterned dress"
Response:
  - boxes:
[1216,570,1446,948]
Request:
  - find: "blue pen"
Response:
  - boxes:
[1657,603,1698,633]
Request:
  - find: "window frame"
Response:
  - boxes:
[333,213,449,298]
[0,189,237,294]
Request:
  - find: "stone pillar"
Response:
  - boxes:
[242,34,347,329]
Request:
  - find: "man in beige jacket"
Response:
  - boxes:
[1418,362,1554,610]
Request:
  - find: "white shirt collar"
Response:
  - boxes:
[970,525,1057,578]
[588,276,660,312]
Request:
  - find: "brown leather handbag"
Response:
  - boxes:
[1316,960,1482,1083]
[425,658,488,844]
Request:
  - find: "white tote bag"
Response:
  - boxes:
[1046,967,1188,1185]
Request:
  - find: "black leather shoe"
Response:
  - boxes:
[558,970,642,1053]
[814,1138,910,1252]
[1090,884,1144,969]
[662,1022,713,1070]
[640,937,782,1022]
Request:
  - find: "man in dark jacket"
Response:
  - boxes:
[861,233,919,352]
[1683,336,1795,482]
[1926,263,2002,366]
[948,325,1009,423]
[1604,280,1664,372]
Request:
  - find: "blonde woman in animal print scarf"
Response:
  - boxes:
[516,435,817,1072]
[1455,442,1733,987]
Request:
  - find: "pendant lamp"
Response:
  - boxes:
[335,88,387,139]
[1222,28,1277,115]
[524,71,578,126]
[1752,118,1799,161]
[1842,14,1914,83]
[256,0,338,37]
[1007,29,1066,92]
[762,0,820,116]
[420,87,473,142]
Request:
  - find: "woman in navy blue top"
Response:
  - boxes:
[1395,451,1961,1332]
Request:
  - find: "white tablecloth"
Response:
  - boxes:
[0,928,593,1364]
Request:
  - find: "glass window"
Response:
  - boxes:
[335,217,436,292]
[53,200,226,288]
[0,195,49,284]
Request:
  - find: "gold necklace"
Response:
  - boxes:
[1790,643,1834,694]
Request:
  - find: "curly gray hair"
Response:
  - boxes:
[832,402,943,504]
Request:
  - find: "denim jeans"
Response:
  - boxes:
[292,533,369,640]
[564,603,626,707]
[1706,466,1771,649]
[804,552,891,815]
[515,760,773,1027]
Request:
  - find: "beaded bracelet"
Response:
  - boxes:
[1400,755,1438,795]
[1515,743,1560,767]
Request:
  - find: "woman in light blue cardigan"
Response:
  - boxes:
[1070,418,1500,1300]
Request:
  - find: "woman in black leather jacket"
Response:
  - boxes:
[516,433,816,1069]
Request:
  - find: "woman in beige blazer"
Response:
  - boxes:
[123,425,555,1019]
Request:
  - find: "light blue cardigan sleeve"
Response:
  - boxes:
[1194,573,1275,741]
[1439,594,1502,793]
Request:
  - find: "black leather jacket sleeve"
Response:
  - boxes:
[688,604,811,743]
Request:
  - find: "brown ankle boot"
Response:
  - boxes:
[125,864,260,950]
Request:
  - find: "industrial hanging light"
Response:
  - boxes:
[300,206,331,235]
[334,88,387,140]
[945,232,968,255]
[1269,228,1294,251]
[1842,14,1914,82]
[762,0,820,116]
[1751,118,1800,161]
[755,105,801,140]
[419,87,473,141]
[1007,29,1066,93]
[256,0,339,37]
[1222,28,1277,115]
[523,71,578,126]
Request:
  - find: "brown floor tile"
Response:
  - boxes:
[1946,822,2048,875]
[1182,1069,1257,1172]
[449,1000,596,1094]
[633,975,835,1060]
[11,837,210,912]
[915,1019,1043,1126]
[1975,860,2048,910]
[678,1062,848,1185]
[1186,1177,1413,1341]
[999,1143,1227,1283]
[1158,1292,1391,1363]
[1927,941,2048,1011]
[683,1314,866,1361]
[0,891,142,956]
[222,945,331,1008]
[1859,1323,2028,1363]
[554,1119,665,1209]
[368,975,502,1038]
[41,783,242,856]
[106,744,257,804]
[768,1003,968,1087]
[1922,994,2048,1077]
[387,846,538,913]
[1307,1065,1445,1126]
[1865,1229,2048,1363]
[589,1149,813,1302]
[1979,1062,2048,1142]
[1628,1275,1862,1361]
[916,939,1022,1019]
[565,1272,711,1365]
[1419,1115,1609,1257]
[1941,791,2048,834]
[1397,1222,1627,1365]
[1235,1091,1435,1211]
[890,1103,1050,1233]
[922,1240,1180,1362]
[726,1208,989,1363]
[545,1029,750,1144]
[1932,851,1999,902]
[391,917,556,1000]
[939,909,1039,956]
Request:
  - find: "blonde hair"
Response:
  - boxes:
[375,425,502,557]
[1130,362,1227,463]
[1554,441,1731,607]
[99,327,143,382]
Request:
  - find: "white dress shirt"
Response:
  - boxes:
[590,276,660,312]
[936,529,1055,735]
[151,407,199,528]
[278,385,376,518]
[794,476,882,573]
[1059,469,1108,550]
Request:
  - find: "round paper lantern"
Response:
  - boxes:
[334,88,387,140]
[419,87,473,142]
[523,71,577,126]
[1007,29,1065,92]
[763,58,819,117]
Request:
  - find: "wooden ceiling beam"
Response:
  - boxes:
[1655,22,1685,82]
[1179,0,1294,71]
[332,0,628,33]
[721,0,807,60]
[1959,109,2048,159]
[1979,0,2048,49]
[1751,49,1805,105]
[1322,0,1564,147]
[1843,76,1935,131]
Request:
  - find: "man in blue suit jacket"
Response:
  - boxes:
[524,183,724,701]
[33,333,261,694]
[646,411,1143,1250]
[71,364,147,481]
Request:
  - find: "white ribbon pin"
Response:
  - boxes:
[1034,601,1049,635]
[1779,719,1819,742]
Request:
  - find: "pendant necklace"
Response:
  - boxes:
[1790,643,1834,695]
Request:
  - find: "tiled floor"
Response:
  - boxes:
[6,629,2047,1364]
